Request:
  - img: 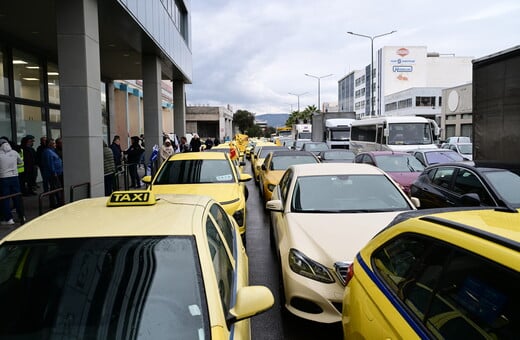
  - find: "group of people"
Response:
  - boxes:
[0,135,64,225]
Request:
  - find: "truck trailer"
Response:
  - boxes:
[472,45,520,167]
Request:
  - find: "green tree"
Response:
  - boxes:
[285,105,317,126]
[233,110,255,134]
[263,126,276,138]
[247,124,263,137]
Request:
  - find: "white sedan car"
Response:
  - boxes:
[266,163,418,323]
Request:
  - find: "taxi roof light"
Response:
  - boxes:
[107,191,157,206]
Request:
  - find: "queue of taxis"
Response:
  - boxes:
[342,207,520,339]
[251,144,287,184]
[142,152,252,239]
[258,150,319,202]
[0,191,273,339]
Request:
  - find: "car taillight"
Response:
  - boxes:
[344,263,354,286]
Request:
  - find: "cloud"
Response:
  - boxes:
[187,0,519,114]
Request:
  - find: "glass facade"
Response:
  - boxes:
[0,102,11,137]
[13,48,42,101]
[15,104,46,142]
[0,48,8,95]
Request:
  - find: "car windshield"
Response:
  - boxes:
[0,236,209,339]
[323,151,355,160]
[425,150,465,164]
[155,159,235,184]
[375,155,425,172]
[304,143,328,152]
[291,174,411,213]
[483,170,520,207]
[270,155,318,170]
[259,147,282,158]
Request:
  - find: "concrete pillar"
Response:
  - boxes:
[173,80,186,138]
[142,55,163,167]
[56,0,104,198]
[107,81,116,142]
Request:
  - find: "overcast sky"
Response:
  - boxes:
[186,0,519,115]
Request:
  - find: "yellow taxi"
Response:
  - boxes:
[0,191,273,339]
[342,207,520,339]
[259,150,319,202]
[209,142,245,173]
[252,144,285,184]
[142,152,252,238]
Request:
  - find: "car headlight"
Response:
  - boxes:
[288,249,335,283]
[233,209,244,227]
[267,184,276,192]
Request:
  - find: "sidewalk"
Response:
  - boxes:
[0,166,148,239]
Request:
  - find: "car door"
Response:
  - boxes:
[414,166,457,208]
[450,168,496,206]
[270,169,293,258]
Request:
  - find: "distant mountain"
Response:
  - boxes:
[255,113,289,128]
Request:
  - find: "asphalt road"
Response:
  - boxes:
[244,162,343,340]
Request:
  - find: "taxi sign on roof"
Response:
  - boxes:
[107,191,156,206]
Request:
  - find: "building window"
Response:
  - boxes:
[439,96,442,107]
[398,98,412,109]
[12,49,41,101]
[0,101,11,137]
[416,96,436,107]
[445,124,455,138]
[462,114,472,120]
[15,104,46,142]
[446,114,457,120]
[1,48,8,95]
[385,102,397,111]
[48,62,60,105]
[461,124,472,138]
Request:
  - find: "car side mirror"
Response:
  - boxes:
[410,197,421,208]
[227,286,274,326]
[142,175,152,184]
[239,173,253,182]
[265,199,283,212]
[461,193,481,206]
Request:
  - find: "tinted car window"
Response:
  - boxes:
[155,159,235,184]
[432,167,455,188]
[373,234,520,339]
[374,155,425,172]
[424,151,464,164]
[210,203,235,252]
[0,237,209,338]
[453,169,494,205]
[279,169,293,203]
[271,155,318,170]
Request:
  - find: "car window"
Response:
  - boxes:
[155,159,235,184]
[483,170,520,207]
[374,155,425,172]
[291,174,410,212]
[271,155,318,170]
[431,167,455,189]
[279,169,293,203]
[453,169,495,205]
[210,204,235,253]
[206,218,234,313]
[372,233,520,339]
[414,152,426,165]
[0,236,209,338]
[425,151,464,164]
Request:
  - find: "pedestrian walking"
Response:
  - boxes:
[190,133,201,152]
[103,141,116,196]
[160,138,175,162]
[21,135,38,195]
[41,138,64,208]
[125,136,144,188]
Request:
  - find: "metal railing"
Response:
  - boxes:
[38,187,65,216]
[70,182,91,202]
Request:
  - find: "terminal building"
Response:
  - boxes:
[0,0,193,197]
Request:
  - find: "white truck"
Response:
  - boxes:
[292,123,312,141]
[324,118,356,149]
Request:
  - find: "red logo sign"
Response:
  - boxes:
[397,48,409,57]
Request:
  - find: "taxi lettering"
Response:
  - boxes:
[111,193,149,203]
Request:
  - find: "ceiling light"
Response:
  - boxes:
[47,72,59,76]
[13,60,28,65]
[26,66,40,69]
[23,77,39,81]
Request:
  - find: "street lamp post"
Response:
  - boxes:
[347,30,396,117]
[304,73,333,112]
[288,92,308,112]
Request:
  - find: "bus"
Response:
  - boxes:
[276,126,292,138]
[349,116,440,153]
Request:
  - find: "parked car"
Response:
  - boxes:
[291,140,307,151]
[354,151,425,195]
[0,191,274,339]
[266,163,418,323]
[441,142,473,160]
[342,207,520,339]
[259,150,319,202]
[318,149,356,163]
[142,152,252,239]
[410,148,474,167]
[410,162,520,209]
[444,136,471,144]
[252,145,286,183]
[300,141,329,156]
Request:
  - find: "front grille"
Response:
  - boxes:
[334,261,351,286]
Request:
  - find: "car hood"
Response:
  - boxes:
[151,183,242,205]
[286,211,403,264]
